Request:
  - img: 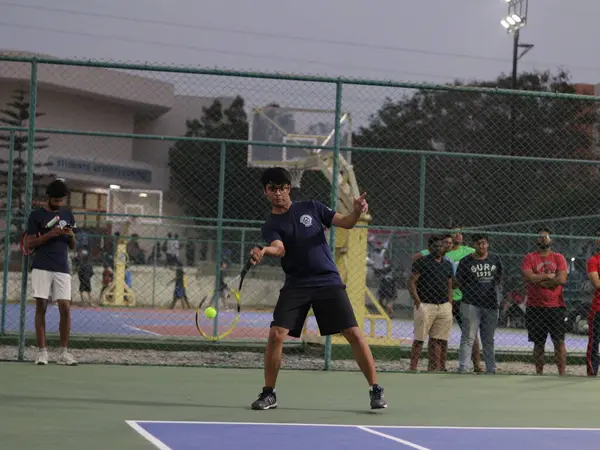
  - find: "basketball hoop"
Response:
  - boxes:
[290,168,304,189]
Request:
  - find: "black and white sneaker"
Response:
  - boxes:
[369,384,387,409]
[251,387,278,410]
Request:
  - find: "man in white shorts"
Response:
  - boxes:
[26,179,78,366]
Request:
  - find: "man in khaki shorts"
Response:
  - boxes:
[409,235,454,371]
[26,179,78,366]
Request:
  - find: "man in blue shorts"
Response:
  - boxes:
[249,167,387,411]
[26,179,78,366]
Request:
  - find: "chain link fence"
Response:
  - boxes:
[1,54,600,376]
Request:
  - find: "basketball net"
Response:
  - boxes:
[290,169,304,189]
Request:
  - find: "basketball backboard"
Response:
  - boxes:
[247,106,352,179]
[106,188,163,224]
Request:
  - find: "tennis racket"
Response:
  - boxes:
[195,246,261,341]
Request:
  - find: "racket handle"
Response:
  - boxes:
[242,245,263,276]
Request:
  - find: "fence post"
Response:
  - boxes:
[213,142,227,338]
[324,81,344,370]
[1,131,15,336]
[239,228,246,268]
[151,224,158,308]
[417,154,427,250]
[18,59,38,360]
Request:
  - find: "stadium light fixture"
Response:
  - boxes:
[109,184,121,190]
[500,0,533,90]
[501,0,528,34]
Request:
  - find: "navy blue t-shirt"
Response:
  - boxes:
[26,207,76,274]
[261,200,342,289]
[456,254,503,309]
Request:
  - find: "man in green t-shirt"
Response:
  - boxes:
[412,226,482,372]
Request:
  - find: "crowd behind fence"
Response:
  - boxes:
[1,54,600,376]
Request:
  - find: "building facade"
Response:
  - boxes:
[0,50,233,261]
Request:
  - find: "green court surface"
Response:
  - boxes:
[0,362,598,449]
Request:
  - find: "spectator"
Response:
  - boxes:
[169,265,191,309]
[77,249,94,306]
[409,235,454,371]
[585,228,600,377]
[166,232,180,266]
[99,264,113,302]
[377,263,396,316]
[186,237,196,266]
[412,233,456,371]
[126,234,146,264]
[148,241,162,264]
[456,234,503,374]
[522,227,568,376]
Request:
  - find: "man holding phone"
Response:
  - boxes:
[26,179,78,366]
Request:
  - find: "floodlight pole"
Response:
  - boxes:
[511,29,519,90]
[503,0,533,90]
[502,0,533,156]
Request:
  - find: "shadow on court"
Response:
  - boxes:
[0,392,380,415]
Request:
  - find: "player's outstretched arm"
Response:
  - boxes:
[250,240,285,265]
[331,192,368,230]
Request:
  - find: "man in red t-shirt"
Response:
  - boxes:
[585,229,600,377]
[521,227,568,375]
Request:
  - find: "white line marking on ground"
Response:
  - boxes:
[357,426,431,450]
[125,420,172,450]
[122,325,163,336]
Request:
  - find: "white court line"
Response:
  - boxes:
[122,325,163,336]
[125,420,172,450]
[129,420,600,432]
[357,426,430,450]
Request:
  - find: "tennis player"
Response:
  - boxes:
[26,179,78,366]
[249,167,387,410]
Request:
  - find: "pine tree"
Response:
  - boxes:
[0,88,53,212]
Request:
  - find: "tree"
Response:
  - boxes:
[168,96,266,223]
[0,88,53,212]
[351,70,599,229]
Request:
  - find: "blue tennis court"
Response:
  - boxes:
[126,421,600,450]
[2,303,591,351]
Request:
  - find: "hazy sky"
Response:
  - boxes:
[1,0,599,131]
[1,0,599,83]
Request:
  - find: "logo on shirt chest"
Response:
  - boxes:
[535,261,557,274]
[299,214,313,227]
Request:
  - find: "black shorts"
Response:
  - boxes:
[526,306,567,345]
[79,280,91,292]
[271,285,358,338]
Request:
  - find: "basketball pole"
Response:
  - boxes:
[248,104,401,351]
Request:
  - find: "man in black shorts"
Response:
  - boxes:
[249,167,387,411]
[521,228,568,375]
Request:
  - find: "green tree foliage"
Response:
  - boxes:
[168,96,266,222]
[352,70,599,229]
[0,88,52,211]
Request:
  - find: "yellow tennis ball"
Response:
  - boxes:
[205,307,217,319]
